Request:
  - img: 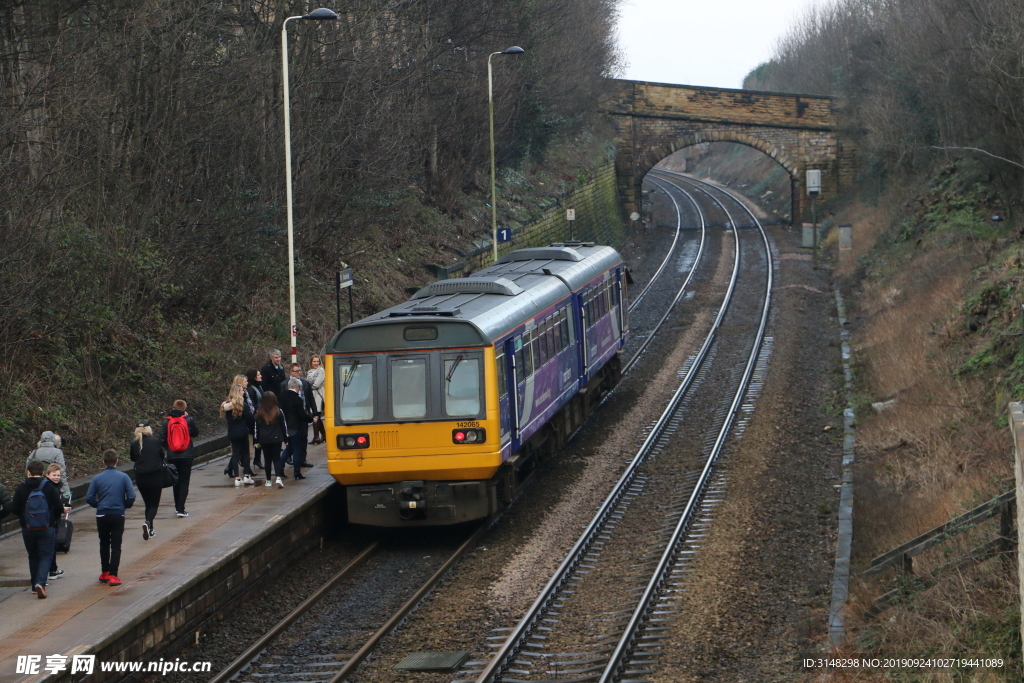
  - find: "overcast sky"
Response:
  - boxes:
[615,0,820,89]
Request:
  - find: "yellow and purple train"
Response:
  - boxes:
[323,242,628,526]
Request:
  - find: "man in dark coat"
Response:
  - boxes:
[260,349,287,399]
[280,378,312,480]
[11,460,65,598]
[288,363,318,464]
[161,400,199,517]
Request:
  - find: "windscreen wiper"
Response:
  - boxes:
[445,355,464,383]
[343,360,360,388]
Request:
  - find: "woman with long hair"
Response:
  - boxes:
[221,383,255,486]
[129,420,166,540]
[245,369,264,469]
[307,355,326,444]
[254,391,288,488]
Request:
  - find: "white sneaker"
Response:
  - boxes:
[275,477,284,489]
[265,480,272,487]
[235,478,242,487]
[242,476,255,486]
[176,511,189,518]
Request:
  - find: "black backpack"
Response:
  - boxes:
[25,479,50,530]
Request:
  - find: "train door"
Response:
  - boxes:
[502,338,518,444]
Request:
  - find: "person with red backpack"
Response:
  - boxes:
[161,400,199,517]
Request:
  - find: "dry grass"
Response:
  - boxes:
[824,185,1021,679]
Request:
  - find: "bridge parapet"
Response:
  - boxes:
[603,79,849,224]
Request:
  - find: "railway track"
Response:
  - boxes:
[208,526,484,683]
[463,177,773,683]
[204,175,746,683]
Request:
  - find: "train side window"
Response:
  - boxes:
[514,339,525,383]
[524,330,535,376]
[444,358,481,417]
[339,360,374,422]
[559,309,569,349]
[546,319,557,358]
[496,351,508,397]
[604,281,613,312]
[390,357,427,419]
[539,320,550,365]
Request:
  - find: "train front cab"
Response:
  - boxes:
[324,321,507,526]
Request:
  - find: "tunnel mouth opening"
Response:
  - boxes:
[647,141,793,226]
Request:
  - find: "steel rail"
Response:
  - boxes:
[329,522,488,682]
[208,541,382,683]
[599,173,773,682]
[626,180,684,314]
[474,185,743,683]
[621,177,706,377]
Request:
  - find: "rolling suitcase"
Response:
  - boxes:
[55,513,73,553]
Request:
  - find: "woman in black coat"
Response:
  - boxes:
[222,383,256,486]
[130,420,166,540]
[254,392,288,489]
[245,369,264,468]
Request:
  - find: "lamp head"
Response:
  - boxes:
[502,46,525,55]
[303,8,338,20]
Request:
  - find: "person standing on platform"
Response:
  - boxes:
[245,369,265,469]
[86,450,135,587]
[27,431,71,507]
[161,400,198,518]
[130,420,166,540]
[261,350,287,399]
[44,464,68,580]
[286,363,317,465]
[307,355,326,445]
[222,383,256,486]
[281,377,313,479]
[255,392,288,488]
[11,460,64,598]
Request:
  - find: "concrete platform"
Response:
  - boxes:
[0,444,336,682]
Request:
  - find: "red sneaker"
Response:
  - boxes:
[107,575,122,587]
[98,572,110,583]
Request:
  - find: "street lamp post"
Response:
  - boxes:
[488,46,525,262]
[282,7,338,363]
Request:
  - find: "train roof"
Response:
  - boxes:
[328,243,623,352]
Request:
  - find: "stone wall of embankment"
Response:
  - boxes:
[432,162,627,279]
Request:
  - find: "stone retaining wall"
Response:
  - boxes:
[434,162,626,279]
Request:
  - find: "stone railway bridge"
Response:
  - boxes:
[602,79,852,225]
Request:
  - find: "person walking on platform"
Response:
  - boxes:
[255,392,288,488]
[12,460,64,598]
[86,450,135,587]
[43,464,69,580]
[280,378,312,479]
[161,400,198,517]
[245,369,265,469]
[130,420,166,540]
[222,383,256,486]
[261,350,287,398]
[307,355,326,444]
[27,431,71,507]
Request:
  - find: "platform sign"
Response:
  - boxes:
[339,268,354,289]
[498,227,513,243]
[566,209,576,221]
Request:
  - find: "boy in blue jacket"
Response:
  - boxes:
[86,449,136,587]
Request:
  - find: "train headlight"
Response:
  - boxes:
[453,428,485,444]
[338,433,370,449]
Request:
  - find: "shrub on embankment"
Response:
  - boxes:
[742,0,1024,671]
[828,162,1022,674]
[0,0,622,487]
